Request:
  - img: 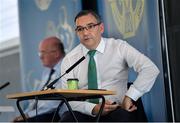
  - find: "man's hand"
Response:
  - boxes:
[92,100,120,116]
[122,96,137,112]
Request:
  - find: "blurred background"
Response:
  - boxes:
[0,0,180,122]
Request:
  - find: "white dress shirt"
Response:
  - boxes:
[25,60,65,117]
[61,37,159,116]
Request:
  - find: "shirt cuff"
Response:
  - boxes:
[85,102,96,116]
[125,85,143,101]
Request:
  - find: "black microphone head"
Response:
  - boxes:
[0,82,10,90]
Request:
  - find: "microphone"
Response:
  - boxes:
[45,56,85,90]
[0,82,10,90]
[66,56,85,73]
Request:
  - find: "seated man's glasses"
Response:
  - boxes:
[38,50,57,56]
[75,22,101,33]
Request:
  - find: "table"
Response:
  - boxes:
[7,89,115,122]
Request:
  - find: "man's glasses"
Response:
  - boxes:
[75,22,101,33]
[38,50,57,56]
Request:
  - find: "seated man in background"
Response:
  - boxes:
[13,36,65,122]
[60,10,160,122]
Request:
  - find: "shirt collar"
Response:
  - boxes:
[82,37,106,56]
[53,59,62,72]
[45,59,62,74]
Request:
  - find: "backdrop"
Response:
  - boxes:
[98,0,166,121]
[19,0,81,91]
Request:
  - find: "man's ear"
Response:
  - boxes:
[100,23,104,34]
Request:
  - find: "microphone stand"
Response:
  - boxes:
[45,56,85,90]
[45,73,66,90]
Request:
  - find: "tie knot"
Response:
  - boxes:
[88,50,96,57]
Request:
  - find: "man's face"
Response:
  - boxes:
[75,13,104,50]
[38,42,58,68]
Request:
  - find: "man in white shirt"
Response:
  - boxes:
[13,36,65,122]
[60,10,160,122]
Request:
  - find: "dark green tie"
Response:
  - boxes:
[88,50,99,104]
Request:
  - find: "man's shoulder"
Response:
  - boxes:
[62,44,83,63]
[103,37,127,46]
[66,44,82,57]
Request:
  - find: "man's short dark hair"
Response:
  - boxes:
[74,10,102,23]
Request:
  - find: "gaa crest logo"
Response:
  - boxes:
[108,0,144,38]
